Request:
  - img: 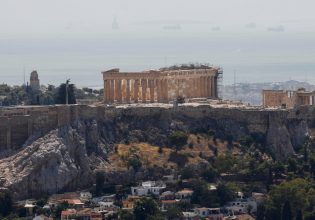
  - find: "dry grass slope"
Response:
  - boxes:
[108,134,241,170]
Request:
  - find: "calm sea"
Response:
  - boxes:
[1,31,315,88]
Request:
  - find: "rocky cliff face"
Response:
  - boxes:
[0,106,312,199]
[0,122,107,200]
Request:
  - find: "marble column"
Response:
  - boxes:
[117,79,122,102]
[211,76,215,98]
[189,78,194,98]
[121,80,126,101]
[161,79,165,101]
[157,79,162,102]
[103,80,108,103]
[114,80,119,102]
[201,77,204,97]
[196,77,201,97]
[163,79,169,102]
[134,79,139,103]
[206,76,211,97]
[110,79,115,102]
[126,79,131,103]
[105,80,110,102]
[192,78,197,98]
[204,77,208,97]
[149,79,155,103]
[175,79,180,97]
[141,79,147,103]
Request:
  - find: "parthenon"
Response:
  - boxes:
[102,65,222,104]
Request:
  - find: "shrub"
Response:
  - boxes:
[181,166,196,179]
[127,156,142,172]
[158,146,163,154]
[202,167,218,182]
[207,129,215,137]
[188,142,194,149]
[169,131,188,151]
[169,152,188,167]
[134,198,160,220]
[239,135,254,147]
[176,96,185,104]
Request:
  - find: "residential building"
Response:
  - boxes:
[122,196,142,210]
[182,212,199,220]
[194,207,224,220]
[131,181,166,196]
[175,189,194,202]
[80,192,92,202]
[160,191,176,201]
[161,200,177,212]
[61,209,76,220]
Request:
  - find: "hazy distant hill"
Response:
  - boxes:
[223,80,315,106]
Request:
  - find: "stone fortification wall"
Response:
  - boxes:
[0,104,297,152]
[100,105,286,134]
[0,105,80,150]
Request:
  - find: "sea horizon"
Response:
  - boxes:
[1,31,315,87]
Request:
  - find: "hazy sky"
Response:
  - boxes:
[1,0,315,86]
[1,0,315,37]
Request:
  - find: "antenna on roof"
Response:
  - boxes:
[23,65,26,85]
[233,69,236,100]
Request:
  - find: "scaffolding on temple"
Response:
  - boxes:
[217,67,223,100]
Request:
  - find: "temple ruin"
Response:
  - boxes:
[102,65,222,104]
[262,88,315,108]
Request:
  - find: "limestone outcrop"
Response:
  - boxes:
[0,124,106,200]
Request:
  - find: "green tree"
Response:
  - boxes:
[127,156,142,172]
[54,83,76,104]
[202,167,218,182]
[288,158,298,173]
[52,201,69,219]
[309,155,315,178]
[119,209,135,220]
[0,191,12,217]
[190,179,220,208]
[256,204,266,220]
[295,210,303,220]
[282,201,292,220]
[265,179,312,220]
[217,183,236,206]
[166,206,183,220]
[95,171,105,196]
[181,166,196,179]
[169,131,188,152]
[304,146,309,163]
[133,198,160,220]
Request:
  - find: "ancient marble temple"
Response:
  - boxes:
[102,65,222,104]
